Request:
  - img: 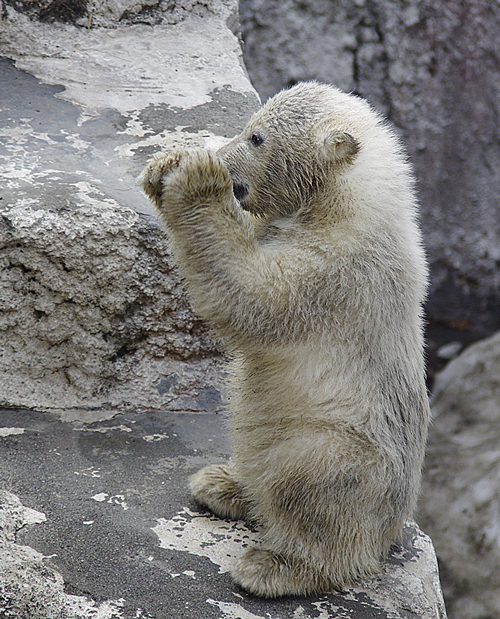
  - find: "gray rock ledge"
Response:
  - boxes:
[0,408,447,619]
[0,0,258,417]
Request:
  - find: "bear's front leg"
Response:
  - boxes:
[141,149,256,336]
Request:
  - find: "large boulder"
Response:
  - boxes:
[239,0,500,346]
[419,331,500,619]
[0,0,259,417]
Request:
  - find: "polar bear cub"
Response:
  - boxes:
[141,82,430,598]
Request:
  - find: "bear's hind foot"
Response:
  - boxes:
[232,548,331,598]
[189,463,249,520]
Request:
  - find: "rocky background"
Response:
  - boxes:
[419,332,500,619]
[236,2,499,618]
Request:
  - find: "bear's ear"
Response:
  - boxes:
[316,125,360,165]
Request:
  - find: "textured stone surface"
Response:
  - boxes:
[0,3,252,115]
[0,490,128,619]
[2,0,239,27]
[0,1,259,416]
[0,408,446,619]
[239,0,500,344]
[419,331,500,619]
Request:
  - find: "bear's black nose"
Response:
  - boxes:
[233,183,249,202]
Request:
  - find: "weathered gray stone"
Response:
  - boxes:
[420,331,500,619]
[0,409,447,619]
[0,490,126,619]
[2,0,239,28]
[239,0,500,342]
[0,1,259,417]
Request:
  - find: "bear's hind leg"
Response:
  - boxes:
[232,548,331,598]
[230,429,398,597]
[189,463,249,520]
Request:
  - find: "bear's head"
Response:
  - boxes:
[217,82,362,218]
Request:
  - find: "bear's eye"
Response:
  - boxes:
[250,133,264,147]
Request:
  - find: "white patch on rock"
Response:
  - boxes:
[0,427,25,437]
[206,599,266,619]
[115,119,231,160]
[0,121,94,191]
[0,11,253,115]
[0,491,128,618]
[92,493,109,502]
[75,467,102,478]
[310,601,344,619]
[92,493,129,511]
[85,425,133,434]
[152,507,259,574]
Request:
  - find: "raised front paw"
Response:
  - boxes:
[141,151,187,209]
[189,463,249,521]
[141,150,232,218]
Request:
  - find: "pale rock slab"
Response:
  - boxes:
[153,508,447,619]
[0,403,447,618]
[0,484,446,619]
[0,0,259,418]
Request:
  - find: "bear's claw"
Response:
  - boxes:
[140,151,187,208]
